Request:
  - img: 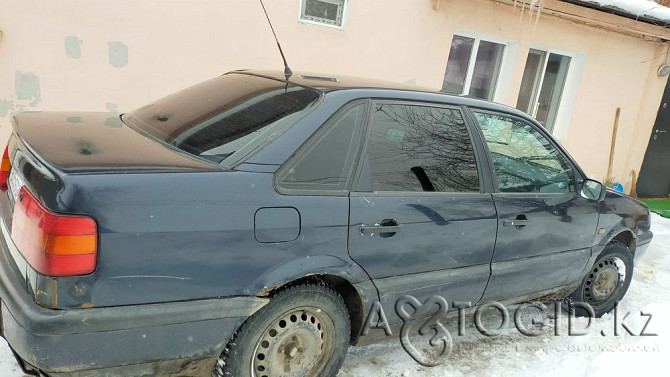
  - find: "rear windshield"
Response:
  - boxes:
[122,73,321,167]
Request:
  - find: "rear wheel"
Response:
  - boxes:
[566,241,633,317]
[213,282,350,377]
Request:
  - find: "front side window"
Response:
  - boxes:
[473,111,574,193]
[363,103,479,193]
[442,35,505,101]
[516,49,572,133]
[300,0,347,28]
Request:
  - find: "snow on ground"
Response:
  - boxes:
[0,213,668,376]
[0,341,21,376]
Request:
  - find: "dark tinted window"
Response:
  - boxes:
[122,73,320,167]
[277,103,366,193]
[473,111,574,193]
[364,103,479,192]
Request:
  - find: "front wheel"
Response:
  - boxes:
[213,282,351,377]
[566,241,633,318]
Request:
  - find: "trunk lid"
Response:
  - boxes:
[0,112,217,303]
[11,111,216,173]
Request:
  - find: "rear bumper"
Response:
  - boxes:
[0,219,268,376]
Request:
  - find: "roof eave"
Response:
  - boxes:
[491,0,670,42]
[560,0,670,27]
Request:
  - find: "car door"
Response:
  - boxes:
[470,110,599,303]
[348,101,497,324]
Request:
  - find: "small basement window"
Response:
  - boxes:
[299,0,347,28]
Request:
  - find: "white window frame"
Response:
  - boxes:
[523,45,585,141]
[298,0,348,29]
[448,30,519,104]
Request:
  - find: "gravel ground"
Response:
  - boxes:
[1,213,668,376]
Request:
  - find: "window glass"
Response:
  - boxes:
[473,111,574,193]
[442,35,475,94]
[516,50,571,133]
[441,35,505,101]
[123,74,320,167]
[300,0,346,27]
[516,49,546,114]
[468,41,505,101]
[536,53,571,132]
[365,104,479,192]
[277,103,365,192]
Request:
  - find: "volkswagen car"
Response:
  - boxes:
[0,70,653,376]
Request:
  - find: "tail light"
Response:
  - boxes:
[0,145,10,189]
[11,186,97,276]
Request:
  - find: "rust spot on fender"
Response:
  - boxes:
[257,283,283,297]
[256,274,321,297]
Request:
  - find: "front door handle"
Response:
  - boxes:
[360,219,403,238]
[503,214,531,228]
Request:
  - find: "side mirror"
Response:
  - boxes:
[580,179,606,202]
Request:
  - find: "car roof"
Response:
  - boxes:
[229,69,530,118]
[230,69,432,92]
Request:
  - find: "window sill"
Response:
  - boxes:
[298,19,345,30]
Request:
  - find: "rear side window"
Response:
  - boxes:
[122,73,320,167]
[363,103,480,192]
[276,102,366,194]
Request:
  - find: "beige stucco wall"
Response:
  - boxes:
[0,0,666,191]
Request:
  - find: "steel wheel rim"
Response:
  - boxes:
[584,256,625,306]
[251,306,335,377]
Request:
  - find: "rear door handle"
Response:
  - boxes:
[503,214,531,228]
[360,219,403,238]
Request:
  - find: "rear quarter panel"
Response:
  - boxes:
[41,170,370,308]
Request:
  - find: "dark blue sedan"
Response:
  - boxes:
[0,70,653,376]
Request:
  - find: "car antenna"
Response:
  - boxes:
[259,0,293,82]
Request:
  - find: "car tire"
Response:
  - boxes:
[565,241,633,318]
[213,281,351,377]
